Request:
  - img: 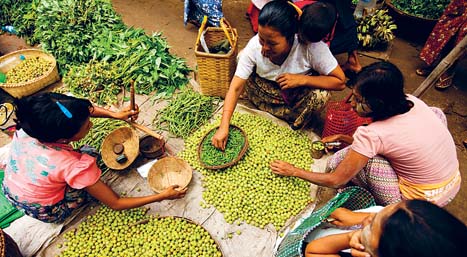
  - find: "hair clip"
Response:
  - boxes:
[288,1,303,17]
[56,101,73,118]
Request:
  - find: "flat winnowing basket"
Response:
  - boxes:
[0,49,60,98]
[195,17,238,98]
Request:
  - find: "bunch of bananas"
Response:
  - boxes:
[357,9,397,49]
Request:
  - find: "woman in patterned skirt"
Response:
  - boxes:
[271,62,461,206]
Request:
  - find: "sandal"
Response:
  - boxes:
[416,67,432,77]
[435,73,454,90]
[463,139,467,149]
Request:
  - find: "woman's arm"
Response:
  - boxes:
[305,232,353,257]
[85,180,186,210]
[211,76,247,150]
[321,134,354,145]
[329,208,372,227]
[90,104,139,120]
[270,149,369,188]
[276,66,346,91]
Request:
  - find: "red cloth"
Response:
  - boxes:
[246,1,336,47]
[419,0,467,66]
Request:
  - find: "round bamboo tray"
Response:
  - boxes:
[147,156,192,193]
[144,216,225,256]
[197,125,248,170]
[0,49,60,98]
[101,127,139,170]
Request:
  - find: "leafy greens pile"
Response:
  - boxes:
[0,0,191,102]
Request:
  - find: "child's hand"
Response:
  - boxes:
[160,185,187,200]
[349,229,371,257]
[114,104,140,121]
[329,208,365,227]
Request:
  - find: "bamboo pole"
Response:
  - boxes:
[413,35,467,97]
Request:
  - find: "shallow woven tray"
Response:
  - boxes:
[147,156,193,193]
[101,127,140,170]
[133,215,225,256]
[197,125,248,170]
[0,49,60,98]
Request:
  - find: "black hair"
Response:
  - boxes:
[14,92,92,143]
[379,200,467,257]
[353,61,412,121]
[258,0,299,45]
[299,2,337,43]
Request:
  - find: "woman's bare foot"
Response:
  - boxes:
[342,50,362,73]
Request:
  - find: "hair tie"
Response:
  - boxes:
[288,1,303,18]
[56,101,73,118]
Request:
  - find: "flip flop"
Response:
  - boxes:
[435,74,454,90]
[416,68,432,77]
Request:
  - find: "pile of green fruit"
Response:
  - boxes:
[6,56,52,83]
[199,126,246,167]
[357,9,397,49]
[179,112,314,229]
[58,206,222,257]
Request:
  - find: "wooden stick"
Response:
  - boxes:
[130,81,136,121]
[413,35,467,97]
[128,121,164,140]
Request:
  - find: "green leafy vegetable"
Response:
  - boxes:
[391,0,450,20]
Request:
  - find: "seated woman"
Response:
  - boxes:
[212,0,345,150]
[2,92,186,223]
[270,61,460,206]
[305,200,467,257]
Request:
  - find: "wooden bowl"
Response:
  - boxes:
[101,127,139,170]
[197,125,248,170]
[147,156,192,193]
[139,135,165,159]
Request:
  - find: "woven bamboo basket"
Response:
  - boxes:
[197,125,248,170]
[195,17,238,98]
[131,216,225,256]
[101,127,140,170]
[147,156,193,193]
[384,0,438,42]
[0,49,60,98]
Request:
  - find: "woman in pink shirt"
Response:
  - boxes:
[2,92,186,223]
[271,62,461,206]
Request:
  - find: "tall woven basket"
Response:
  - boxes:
[0,49,60,98]
[195,17,238,98]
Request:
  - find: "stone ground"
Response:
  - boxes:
[0,0,465,225]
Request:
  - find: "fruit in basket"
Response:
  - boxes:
[199,126,246,167]
[58,206,222,257]
[5,56,52,83]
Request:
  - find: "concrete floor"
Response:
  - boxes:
[0,0,465,224]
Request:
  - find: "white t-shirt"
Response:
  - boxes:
[235,34,338,81]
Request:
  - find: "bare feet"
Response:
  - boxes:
[342,50,362,73]
[416,67,433,77]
